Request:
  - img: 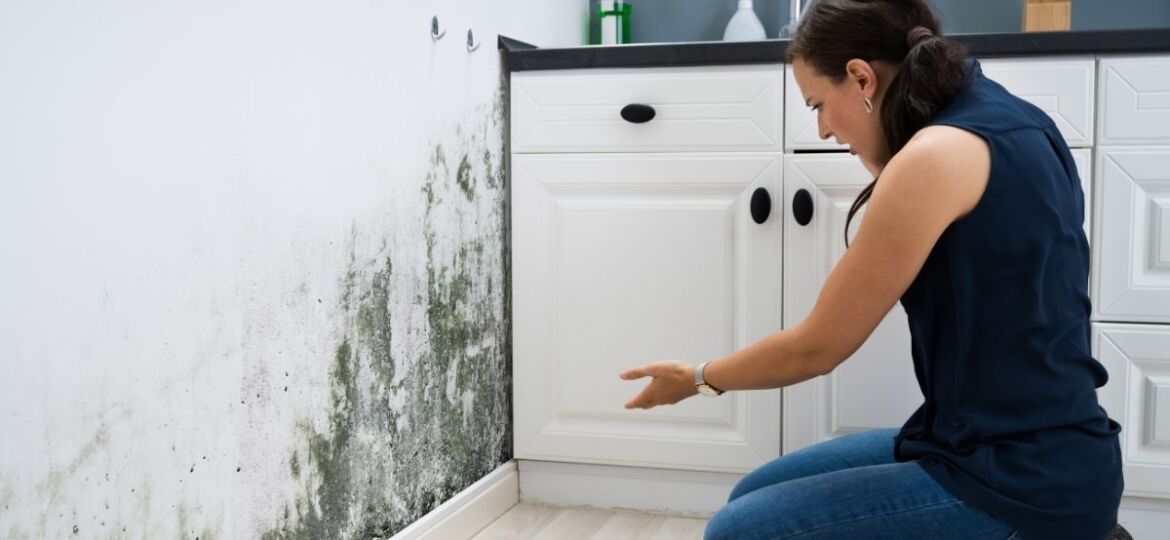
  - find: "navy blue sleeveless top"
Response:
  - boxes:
[892,60,1123,540]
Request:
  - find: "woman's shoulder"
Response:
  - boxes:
[884,126,991,223]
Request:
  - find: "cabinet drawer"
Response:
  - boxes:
[1099,56,1170,145]
[511,65,783,153]
[1092,149,1170,323]
[784,57,1095,150]
[784,65,842,151]
[1093,323,1170,499]
[979,57,1095,148]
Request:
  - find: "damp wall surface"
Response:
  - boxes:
[0,2,584,538]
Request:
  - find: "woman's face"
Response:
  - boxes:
[791,56,892,175]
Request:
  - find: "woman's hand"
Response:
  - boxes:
[619,360,700,410]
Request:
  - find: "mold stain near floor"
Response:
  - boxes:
[264,96,511,539]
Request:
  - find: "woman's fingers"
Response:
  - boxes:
[619,364,659,380]
[625,387,654,409]
[621,361,691,409]
[619,368,643,380]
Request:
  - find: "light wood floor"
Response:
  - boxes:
[471,503,709,540]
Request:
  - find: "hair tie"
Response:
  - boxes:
[906,26,934,49]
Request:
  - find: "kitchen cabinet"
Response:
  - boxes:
[509,56,1169,506]
[1093,55,1170,500]
[510,63,785,473]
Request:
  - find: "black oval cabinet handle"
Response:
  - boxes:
[750,188,771,224]
[793,189,814,226]
[620,103,656,124]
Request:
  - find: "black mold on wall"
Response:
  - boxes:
[264,96,511,539]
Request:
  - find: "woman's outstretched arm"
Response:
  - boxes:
[622,126,990,409]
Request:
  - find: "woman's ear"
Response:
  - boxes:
[844,58,878,97]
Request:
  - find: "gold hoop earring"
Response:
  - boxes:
[864,97,874,114]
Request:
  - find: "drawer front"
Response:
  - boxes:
[784,64,843,151]
[1093,323,1170,499]
[980,57,1095,148]
[784,57,1095,150]
[511,65,783,153]
[1092,148,1170,323]
[1099,56,1170,145]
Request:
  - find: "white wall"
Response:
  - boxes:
[0,1,584,538]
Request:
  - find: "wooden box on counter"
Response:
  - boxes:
[1024,0,1072,32]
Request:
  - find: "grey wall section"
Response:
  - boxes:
[613,0,1170,43]
[590,0,791,43]
[932,0,1170,34]
[1072,0,1170,31]
[931,0,1021,34]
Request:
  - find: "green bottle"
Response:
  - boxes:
[597,0,632,45]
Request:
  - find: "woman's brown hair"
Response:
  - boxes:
[786,0,971,246]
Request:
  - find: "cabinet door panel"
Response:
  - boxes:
[782,154,919,453]
[1098,56,1170,146]
[1092,149,1170,323]
[1094,323,1170,499]
[513,153,782,472]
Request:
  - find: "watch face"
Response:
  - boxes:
[697,384,718,397]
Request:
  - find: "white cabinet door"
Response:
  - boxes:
[1092,149,1170,323]
[782,154,919,453]
[980,57,1096,148]
[512,153,783,473]
[1098,56,1170,146]
[1094,323,1170,499]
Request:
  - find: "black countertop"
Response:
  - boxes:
[499,29,1170,71]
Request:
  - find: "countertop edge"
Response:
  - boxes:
[499,28,1170,71]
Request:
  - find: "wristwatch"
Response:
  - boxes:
[695,361,725,397]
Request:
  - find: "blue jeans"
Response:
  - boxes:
[705,428,1020,540]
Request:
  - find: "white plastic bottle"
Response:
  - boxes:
[723,0,767,42]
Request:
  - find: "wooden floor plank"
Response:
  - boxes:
[471,504,708,540]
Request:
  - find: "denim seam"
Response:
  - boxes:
[780,499,968,539]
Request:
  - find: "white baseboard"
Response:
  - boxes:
[1119,495,1170,539]
[517,459,743,518]
[391,461,519,540]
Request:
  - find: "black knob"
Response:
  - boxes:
[750,188,771,224]
[620,104,656,124]
[793,189,814,226]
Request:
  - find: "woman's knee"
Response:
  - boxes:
[726,474,756,503]
[704,504,744,540]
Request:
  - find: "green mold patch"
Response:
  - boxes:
[264,97,511,539]
[455,153,474,201]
